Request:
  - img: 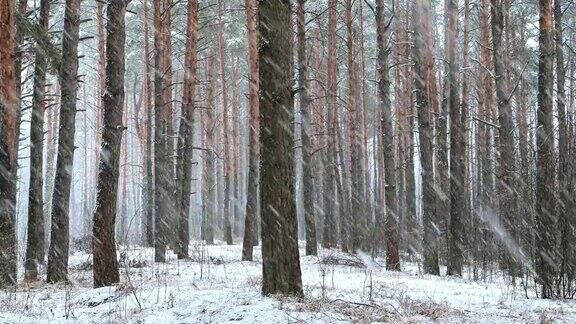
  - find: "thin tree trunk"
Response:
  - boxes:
[143,0,154,248]
[24,0,50,282]
[176,0,199,260]
[259,0,303,297]
[242,0,259,260]
[204,52,216,246]
[153,0,173,262]
[216,0,233,245]
[375,0,400,270]
[296,0,317,256]
[554,0,574,297]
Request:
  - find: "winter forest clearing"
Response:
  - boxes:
[1,0,576,322]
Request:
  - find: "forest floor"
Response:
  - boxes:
[1,242,575,323]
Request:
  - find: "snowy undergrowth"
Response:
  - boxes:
[1,242,575,323]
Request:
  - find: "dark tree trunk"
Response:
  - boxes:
[0,0,18,287]
[375,0,400,271]
[296,0,317,257]
[143,0,154,248]
[259,0,303,297]
[93,0,128,288]
[47,0,81,283]
[242,0,259,261]
[446,0,464,277]
[536,0,557,298]
[24,0,50,282]
[153,0,173,263]
[412,0,440,276]
[176,0,199,260]
[491,0,519,277]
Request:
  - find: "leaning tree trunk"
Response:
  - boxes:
[0,0,18,288]
[242,0,259,261]
[176,0,199,260]
[47,0,81,283]
[259,0,303,297]
[24,0,50,282]
[535,0,556,299]
[93,0,128,288]
[296,0,317,256]
[412,0,439,276]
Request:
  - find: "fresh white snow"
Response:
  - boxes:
[1,242,575,323]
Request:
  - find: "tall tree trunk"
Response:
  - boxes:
[347,0,367,253]
[259,0,303,297]
[242,0,259,260]
[176,0,199,260]
[93,0,128,288]
[312,24,325,249]
[475,0,495,274]
[231,57,241,237]
[24,0,50,282]
[297,0,317,256]
[47,0,81,283]
[413,0,439,276]
[94,1,105,213]
[142,0,154,248]
[204,52,216,245]
[375,0,400,270]
[535,0,556,298]
[153,0,173,262]
[216,0,233,245]
[322,0,338,249]
[554,0,573,297]
[0,0,18,287]
[491,0,519,277]
[446,0,464,277]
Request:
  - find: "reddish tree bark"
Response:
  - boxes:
[0,0,18,287]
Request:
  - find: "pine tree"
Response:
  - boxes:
[0,0,18,287]
[241,0,259,261]
[93,0,130,287]
[259,0,303,297]
[176,0,199,259]
[412,0,439,276]
[24,0,50,282]
[47,0,81,283]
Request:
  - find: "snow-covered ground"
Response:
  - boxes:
[1,242,575,323]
